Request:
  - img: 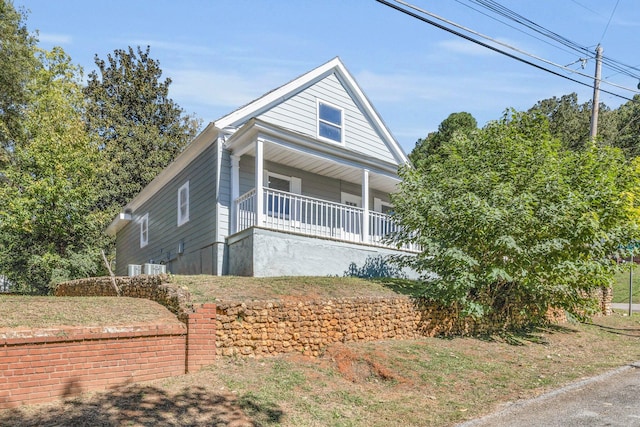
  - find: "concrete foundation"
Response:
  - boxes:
[226,227,416,278]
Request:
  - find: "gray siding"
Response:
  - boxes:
[115,143,218,275]
[257,73,396,163]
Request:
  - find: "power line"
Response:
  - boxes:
[375,0,637,102]
[459,0,640,81]
[466,0,590,55]
[599,0,620,44]
[568,0,601,16]
[395,0,638,95]
[453,0,583,60]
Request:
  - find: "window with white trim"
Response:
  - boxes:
[380,204,393,214]
[340,192,362,236]
[374,197,393,214]
[265,170,301,218]
[341,192,362,208]
[177,181,189,226]
[317,100,343,143]
[140,213,149,248]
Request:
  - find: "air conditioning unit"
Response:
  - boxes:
[143,263,166,275]
[127,264,141,277]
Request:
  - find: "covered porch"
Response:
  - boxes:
[225,119,417,253]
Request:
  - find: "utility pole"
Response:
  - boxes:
[589,44,603,140]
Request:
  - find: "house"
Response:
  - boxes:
[106,57,417,277]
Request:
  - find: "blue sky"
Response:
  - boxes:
[15,0,640,153]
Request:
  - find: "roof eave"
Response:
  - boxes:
[104,122,219,235]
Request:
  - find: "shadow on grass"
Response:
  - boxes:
[498,324,579,346]
[0,383,283,427]
[582,322,640,338]
[371,277,426,297]
[374,277,585,347]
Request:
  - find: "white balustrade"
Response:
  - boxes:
[234,188,419,252]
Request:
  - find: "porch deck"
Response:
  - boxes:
[234,189,419,252]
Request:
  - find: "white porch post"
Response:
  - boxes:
[362,169,370,243]
[255,139,264,226]
[230,155,240,233]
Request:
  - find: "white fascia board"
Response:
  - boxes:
[215,57,344,130]
[104,122,219,235]
[332,66,409,166]
[216,57,409,166]
[105,212,132,237]
[125,122,219,212]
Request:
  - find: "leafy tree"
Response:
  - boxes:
[528,93,617,150]
[393,110,639,326]
[84,46,200,214]
[0,48,107,293]
[613,94,640,158]
[410,112,477,167]
[0,0,38,166]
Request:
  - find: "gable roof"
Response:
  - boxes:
[215,57,408,165]
[106,58,408,236]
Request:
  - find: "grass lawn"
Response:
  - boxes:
[168,275,425,303]
[612,264,640,303]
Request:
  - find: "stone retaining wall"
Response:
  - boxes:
[213,297,508,358]
[55,276,612,360]
[54,275,192,322]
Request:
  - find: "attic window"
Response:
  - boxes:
[318,101,343,143]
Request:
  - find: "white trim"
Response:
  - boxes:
[290,176,302,195]
[139,213,149,248]
[216,57,343,129]
[362,169,369,243]
[230,155,240,234]
[374,197,393,213]
[215,57,407,162]
[264,169,302,195]
[316,99,344,145]
[255,139,264,226]
[177,181,190,226]
[341,192,362,207]
[105,212,131,236]
[264,170,303,221]
[227,119,402,178]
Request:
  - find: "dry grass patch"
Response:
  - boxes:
[169,275,407,303]
[0,296,178,329]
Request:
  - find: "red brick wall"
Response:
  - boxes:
[0,323,186,409]
[186,304,217,373]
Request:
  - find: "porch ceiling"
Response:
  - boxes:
[225,118,405,194]
[262,141,401,194]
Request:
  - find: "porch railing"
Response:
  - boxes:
[235,188,419,252]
